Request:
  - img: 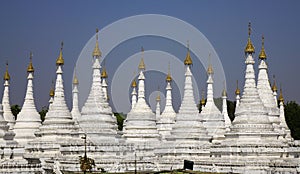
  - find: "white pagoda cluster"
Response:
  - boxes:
[0,24,299,173]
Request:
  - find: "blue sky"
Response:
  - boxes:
[0,0,299,111]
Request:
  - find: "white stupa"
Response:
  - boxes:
[221,88,231,131]
[130,78,137,109]
[2,63,15,130]
[278,88,292,140]
[256,35,282,135]
[200,60,225,143]
[157,45,211,171]
[224,25,279,146]
[235,80,241,108]
[167,46,210,144]
[71,73,81,121]
[26,43,81,163]
[123,53,160,143]
[101,65,109,101]
[79,29,118,144]
[14,53,41,145]
[156,67,176,139]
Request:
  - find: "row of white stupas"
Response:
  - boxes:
[0,23,299,173]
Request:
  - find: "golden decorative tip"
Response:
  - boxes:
[235,80,240,95]
[27,52,34,73]
[222,88,227,97]
[259,35,267,59]
[156,93,161,101]
[166,62,172,82]
[222,81,227,96]
[207,53,213,74]
[184,41,193,65]
[4,62,10,81]
[138,58,145,70]
[101,66,108,78]
[131,72,137,87]
[156,87,161,101]
[200,90,206,105]
[244,22,255,54]
[92,28,102,57]
[138,47,146,70]
[131,79,137,87]
[279,86,284,103]
[56,42,64,66]
[49,80,55,97]
[272,75,278,92]
[73,75,79,85]
[49,88,54,97]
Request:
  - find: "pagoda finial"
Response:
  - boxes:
[259,35,267,59]
[131,71,137,87]
[279,85,284,103]
[184,40,193,65]
[207,53,213,75]
[92,28,102,57]
[101,61,108,78]
[49,79,55,97]
[73,68,79,85]
[56,41,64,66]
[222,81,227,97]
[27,51,34,73]
[244,22,255,54]
[138,47,145,70]
[272,75,278,92]
[235,80,240,95]
[166,62,172,82]
[4,61,10,81]
[156,86,161,101]
[200,89,206,105]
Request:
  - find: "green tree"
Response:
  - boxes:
[227,100,236,121]
[114,113,126,131]
[11,104,21,120]
[39,106,48,122]
[284,101,300,140]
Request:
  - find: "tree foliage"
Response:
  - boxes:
[38,106,48,122]
[11,104,21,120]
[114,113,126,131]
[284,101,300,140]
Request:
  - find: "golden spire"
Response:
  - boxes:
[222,81,227,96]
[73,75,79,85]
[73,67,79,84]
[56,42,64,66]
[200,90,206,105]
[259,35,267,59]
[244,22,255,54]
[3,62,10,81]
[222,89,227,97]
[279,86,284,103]
[131,79,137,87]
[49,80,55,97]
[166,62,172,82]
[156,87,161,101]
[27,52,34,73]
[92,28,102,57]
[207,53,213,75]
[235,80,240,95]
[101,66,108,78]
[138,47,145,70]
[272,75,278,92]
[184,41,193,65]
[131,72,137,87]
